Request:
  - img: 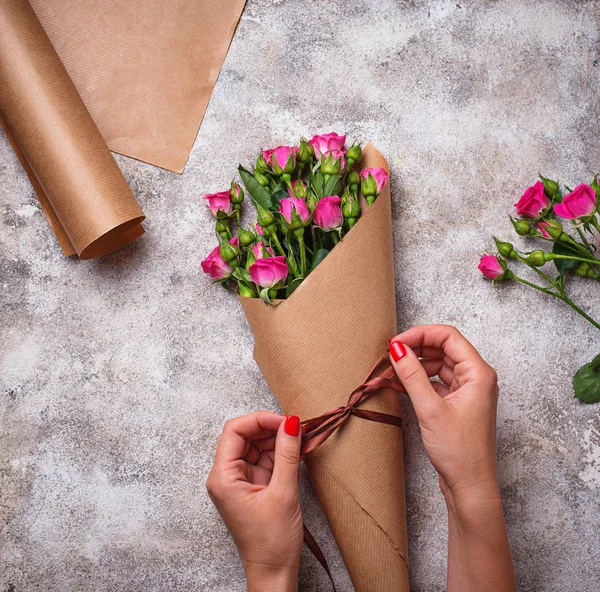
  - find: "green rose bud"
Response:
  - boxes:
[215,218,232,240]
[540,175,559,197]
[230,181,244,205]
[494,238,518,259]
[238,227,255,247]
[256,154,269,173]
[257,206,275,229]
[361,173,378,198]
[219,240,239,267]
[254,171,270,187]
[296,140,314,164]
[346,143,362,168]
[538,219,563,240]
[512,218,532,236]
[575,262,590,277]
[238,283,256,298]
[526,250,547,267]
[591,176,600,201]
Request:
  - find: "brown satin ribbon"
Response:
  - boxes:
[299,353,404,590]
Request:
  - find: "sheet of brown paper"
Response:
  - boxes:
[0,0,145,259]
[241,145,409,591]
[29,0,247,173]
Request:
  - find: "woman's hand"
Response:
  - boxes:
[389,324,499,502]
[389,324,516,592]
[206,412,303,592]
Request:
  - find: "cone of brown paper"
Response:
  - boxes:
[240,144,409,591]
[0,0,145,259]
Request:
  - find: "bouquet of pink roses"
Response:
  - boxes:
[479,177,600,403]
[202,134,409,591]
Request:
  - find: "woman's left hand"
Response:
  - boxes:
[206,411,303,592]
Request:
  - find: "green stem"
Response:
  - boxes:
[331,232,339,246]
[575,224,593,251]
[298,235,307,277]
[514,276,600,331]
[590,215,600,234]
[552,254,600,265]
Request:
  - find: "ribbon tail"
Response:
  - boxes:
[303,525,336,592]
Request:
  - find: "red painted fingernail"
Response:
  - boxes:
[284,415,300,436]
[389,340,407,362]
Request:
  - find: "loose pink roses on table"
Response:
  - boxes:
[479,174,600,403]
[201,133,389,303]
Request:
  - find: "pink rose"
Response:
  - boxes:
[249,256,289,288]
[478,255,505,280]
[262,146,298,173]
[201,236,239,279]
[554,184,597,220]
[360,167,389,196]
[309,132,347,158]
[513,181,549,219]
[251,242,274,259]
[255,223,264,236]
[280,197,311,225]
[204,190,233,217]
[313,196,343,231]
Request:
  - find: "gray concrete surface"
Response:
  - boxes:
[2,0,600,590]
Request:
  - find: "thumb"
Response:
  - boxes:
[389,339,444,421]
[269,415,301,498]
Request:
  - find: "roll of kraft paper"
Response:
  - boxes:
[0,0,145,259]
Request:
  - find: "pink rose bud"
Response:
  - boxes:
[313,196,343,231]
[538,220,552,239]
[201,237,239,279]
[249,256,289,288]
[204,190,233,218]
[478,255,507,280]
[280,197,311,227]
[321,150,347,175]
[513,181,550,219]
[262,146,298,175]
[360,167,389,199]
[255,223,264,236]
[554,183,597,220]
[251,241,274,259]
[308,132,347,158]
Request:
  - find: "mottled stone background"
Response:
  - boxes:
[1,0,600,590]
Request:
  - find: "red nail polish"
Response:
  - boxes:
[284,415,300,436]
[389,340,407,362]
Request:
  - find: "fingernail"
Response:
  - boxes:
[284,415,300,436]
[389,340,407,362]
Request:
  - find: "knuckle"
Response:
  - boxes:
[278,446,299,466]
[205,473,220,497]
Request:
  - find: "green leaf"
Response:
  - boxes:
[232,267,252,283]
[270,189,288,210]
[311,248,330,271]
[238,165,272,210]
[286,277,303,297]
[310,170,325,199]
[573,354,600,403]
[323,174,342,197]
[553,241,580,276]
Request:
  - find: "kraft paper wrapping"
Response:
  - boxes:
[0,0,145,259]
[241,145,409,591]
[29,0,247,173]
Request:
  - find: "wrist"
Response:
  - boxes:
[244,562,299,592]
[444,481,503,526]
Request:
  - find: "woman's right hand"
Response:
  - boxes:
[389,324,500,503]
